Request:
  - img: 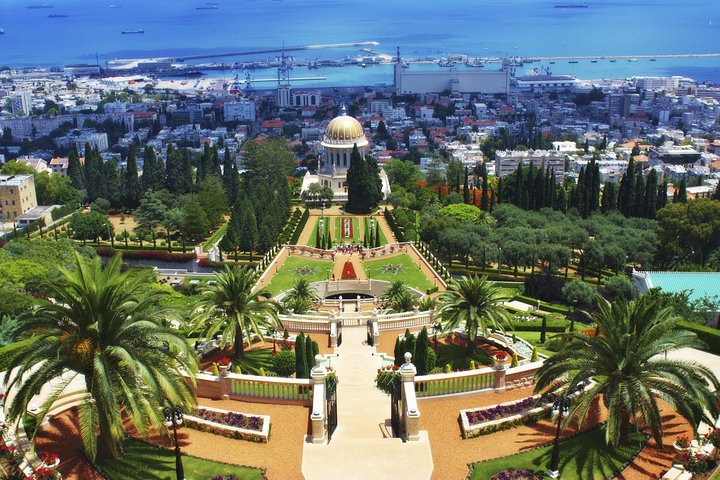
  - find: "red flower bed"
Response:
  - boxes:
[340,217,354,238]
[96,247,196,262]
[341,261,357,279]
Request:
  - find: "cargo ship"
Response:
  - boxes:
[121,29,144,34]
[28,4,53,8]
[48,14,67,17]
[554,4,588,7]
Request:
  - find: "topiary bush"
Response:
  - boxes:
[271,349,296,377]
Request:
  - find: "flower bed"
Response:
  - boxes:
[490,468,543,480]
[96,247,196,262]
[184,406,270,443]
[460,382,592,438]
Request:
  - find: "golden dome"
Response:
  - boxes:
[324,113,364,143]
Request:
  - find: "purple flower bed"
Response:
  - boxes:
[465,397,538,426]
[193,408,264,432]
[491,468,543,480]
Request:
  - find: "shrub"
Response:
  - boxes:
[211,362,220,376]
[510,352,519,368]
[604,275,637,300]
[524,275,565,303]
[530,347,539,362]
[444,363,452,373]
[271,349,296,377]
[678,321,720,354]
[426,348,437,372]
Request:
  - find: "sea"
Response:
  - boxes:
[1,0,720,87]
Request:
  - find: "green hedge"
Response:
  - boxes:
[515,295,570,314]
[678,321,720,354]
[510,319,567,333]
[289,209,309,245]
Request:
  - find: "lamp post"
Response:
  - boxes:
[269,326,277,354]
[570,300,577,333]
[164,406,185,480]
[432,322,442,351]
[547,396,570,478]
[498,247,502,276]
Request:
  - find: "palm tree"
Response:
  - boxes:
[434,275,511,354]
[3,253,197,460]
[388,289,418,313]
[192,266,279,361]
[535,297,720,447]
[381,280,410,306]
[282,278,320,314]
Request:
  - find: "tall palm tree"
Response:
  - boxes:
[3,253,197,460]
[434,275,511,354]
[282,278,320,314]
[535,297,720,447]
[192,266,279,361]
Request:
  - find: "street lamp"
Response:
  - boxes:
[498,247,502,275]
[164,406,185,480]
[269,326,277,354]
[432,322,442,351]
[547,396,570,478]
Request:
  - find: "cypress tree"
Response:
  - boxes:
[141,146,165,192]
[676,177,687,203]
[632,165,645,217]
[375,222,380,247]
[222,147,240,204]
[312,340,319,359]
[305,335,315,377]
[295,332,306,378]
[67,146,84,191]
[393,337,404,367]
[315,221,322,249]
[540,316,547,344]
[644,168,658,218]
[481,173,489,211]
[657,181,668,209]
[237,200,258,261]
[403,329,416,361]
[209,146,222,177]
[463,166,470,204]
[415,327,429,375]
[123,146,142,209]
[196,143,211,184]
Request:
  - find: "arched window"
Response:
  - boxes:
[311,95,316,105]
[295,95,301,105]
[344,152,348,166]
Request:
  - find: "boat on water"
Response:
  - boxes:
[554,4,588,7]
[590,60,597,63]
[609,59,616,62]
[196,5,218,9]
[109,4,121,8]
[48,14,67,18]
[649,58,656,61]
[121,29,144,34]
[0,28,4,34]
[28,4,53,8]
[568,60,579,64]
[628,58,639,62]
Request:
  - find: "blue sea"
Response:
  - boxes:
[1,0,719,87]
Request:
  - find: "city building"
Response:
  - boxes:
[16,205,57,227]
[514,75,580,91]
[10,91,32,117]
[300,107,390,203]
[223,100,256,122]
[494,149,566,182]
[0,174,38,222]
[54,132,109,153]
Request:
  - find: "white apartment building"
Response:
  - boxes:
[10,91,32,117]
[223,100,256,122]
[494,149,566,182]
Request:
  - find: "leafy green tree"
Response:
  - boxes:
[535,297,720,447]
[393,337,404,367]
[197,175,229,229]
[242,137,296,182]
[237,199,258,260]
[222,148,240,204]
[271,349,296,377]
[164,145,193,195]
[435,275,511,354]
[346,145,383,214]
[3,253,197,459]
[181,194,210,243]
[192,266,279,361]
[604,275,637,300]
[34,172,82,206]
[0,161,33,175]
[69,211,113,243]
[305,335,314,378]
[282,278,320,314]
[383,159,424,190]
[656,199,720,266]
[562,279,596,308]
[437,203,482,223]
[66,146,85,192]
[89,198,110,214]
[134,191,168,233]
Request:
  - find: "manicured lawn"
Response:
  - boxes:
[364,254,434,292]
[305,216,326,247]
[469,427,646,480]
[363,217,388,246]
[334,216,361,244]
[264,256,333,296]
[511,331,555,357]
[202,221,228,250]
[95,438,264,480]
[436,343,491,370]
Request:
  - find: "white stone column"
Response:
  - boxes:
[400,352,421,441]
[310,354,328,444]
[371,311,380,347]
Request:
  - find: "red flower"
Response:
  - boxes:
[217,357,231,367]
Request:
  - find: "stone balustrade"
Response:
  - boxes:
[192,372,313,406]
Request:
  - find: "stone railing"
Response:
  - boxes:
[278,315,331,333]
[414,361,543,398]
[192,372,313,406]
[377,311,434,331]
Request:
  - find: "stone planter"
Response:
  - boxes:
[218,364,230,376]
[673,441,690,453]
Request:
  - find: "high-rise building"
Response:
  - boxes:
[10,91,32,117]
[223,100,256,122]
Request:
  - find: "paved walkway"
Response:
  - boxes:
[301,327,434,480]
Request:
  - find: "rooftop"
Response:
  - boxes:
[0,174,33,186]
[635,271,720,303]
